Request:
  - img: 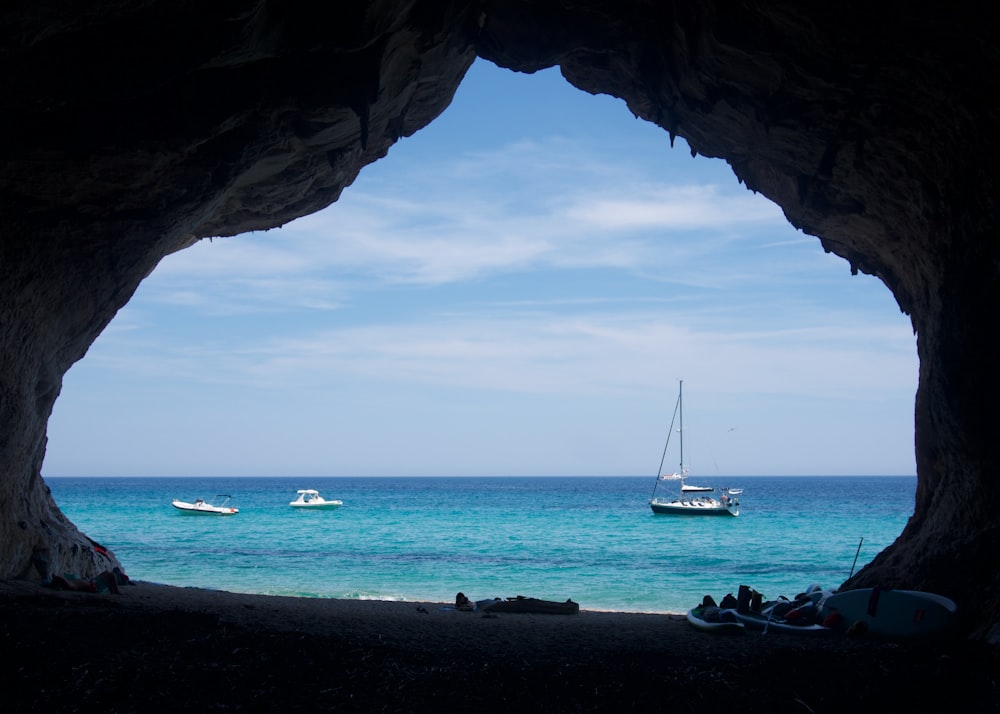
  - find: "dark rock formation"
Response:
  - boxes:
[1,2,997,640]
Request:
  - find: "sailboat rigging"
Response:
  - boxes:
[648,381,742,516]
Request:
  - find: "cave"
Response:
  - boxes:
[1,2,997,643]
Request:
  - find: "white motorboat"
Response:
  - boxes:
[289,489,343,509]
[172,494,239,515]
[648,381,742,516]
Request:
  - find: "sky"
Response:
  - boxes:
[43,59,918,478]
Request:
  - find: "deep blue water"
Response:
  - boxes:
[47,475,915,614]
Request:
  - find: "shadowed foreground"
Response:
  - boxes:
[1,581,996,713]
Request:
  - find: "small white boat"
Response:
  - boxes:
[172,494,239,515]
[289,489,343,509]
[648,381,741,516]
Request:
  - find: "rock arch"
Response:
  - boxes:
[1,2,996,640]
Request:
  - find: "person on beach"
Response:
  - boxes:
[455,592,474,611]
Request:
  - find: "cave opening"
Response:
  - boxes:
[41,60,918,609]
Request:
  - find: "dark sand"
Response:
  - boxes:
[1,579,996,713]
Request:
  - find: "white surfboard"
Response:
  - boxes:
[732,610,833,635]
[686,607,745,634]
[819,588,957,637]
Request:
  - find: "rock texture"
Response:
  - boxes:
[1,2,997,640]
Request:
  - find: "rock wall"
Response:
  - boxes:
[1,1,997,639]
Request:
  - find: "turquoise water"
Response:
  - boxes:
[47,476,914,614]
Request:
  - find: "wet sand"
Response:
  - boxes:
[1,579,996,712]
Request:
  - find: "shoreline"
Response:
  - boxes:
[148,582,687,617]
[3,578,996,712]
[133,578,686,611]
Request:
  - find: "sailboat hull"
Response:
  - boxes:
[650,500,739,516]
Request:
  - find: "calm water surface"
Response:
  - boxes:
[48,476,915,614]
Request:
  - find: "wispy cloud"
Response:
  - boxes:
[560,184,783,231]
[114,131,912,405]
[147,137,801,312]
[85,302,915,406]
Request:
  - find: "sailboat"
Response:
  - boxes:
[648,381,742,516]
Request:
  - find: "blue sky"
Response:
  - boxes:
[44,60,918,478]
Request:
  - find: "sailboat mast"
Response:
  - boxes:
[678,380,684,474]
[649,384,682,501]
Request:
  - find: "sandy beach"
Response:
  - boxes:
[1,579,995,713]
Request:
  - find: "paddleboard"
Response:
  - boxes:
[819,588,957,638]
[732,609,833,635]
[686,607,745,634]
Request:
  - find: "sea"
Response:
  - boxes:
[46,475,915,614]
